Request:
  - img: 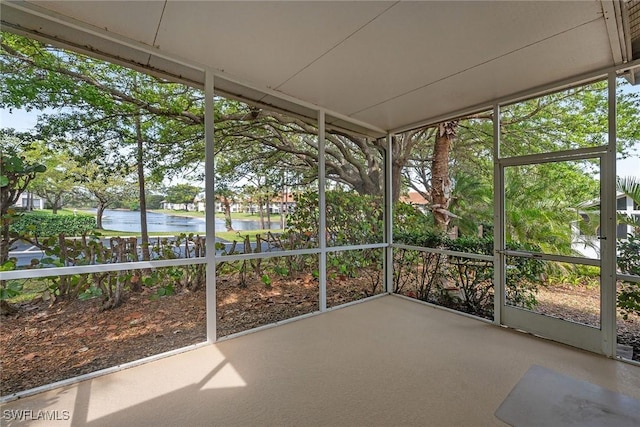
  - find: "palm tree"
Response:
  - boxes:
[617,176,640,234]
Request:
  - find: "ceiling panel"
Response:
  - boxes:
[278,1,605,118]
[1,1,624,134]
[352,19,613,131]
[155,1,394,90]
[31,0,165,46]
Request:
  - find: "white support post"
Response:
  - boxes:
[601,71,618,357]
[385,134,394,294]
[492,104,504,325]
[318,110,327,312]
[204,70,217,343]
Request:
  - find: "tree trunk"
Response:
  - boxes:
[258,198,265,229]
[266,199,271,229]
[0,215,10,266]
[431,121,457,233]
[96,204,105,230]
[223,198,234,231]
[0,211,17,315]
[135,114,151,261]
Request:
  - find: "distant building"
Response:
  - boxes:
[160,200,197,211]
[572,193,639,258]
[400,191,430,212]
[14,192,44,210]
[214,192,296,215]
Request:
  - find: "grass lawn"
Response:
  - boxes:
[228,212,281,221]
[149,209,281,221]
[149,209,204,218]
[39,208,93,217]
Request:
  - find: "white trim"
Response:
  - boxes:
[326,243,388,253]
[392,244,494,262]
[601,71,618,357]
[318,110,327,312]
[618,274,640,283]
[601,0,624,65]
[0,257,206,281]
[205,70,217,343]
[502,305,603,354]
[215,248,322,263]
[501,250,601,267]
[385,134,394,293]
[498,145,608,166]
[493,103,504,325]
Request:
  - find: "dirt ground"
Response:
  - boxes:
[1,279,638,396]
[0,274,380,396]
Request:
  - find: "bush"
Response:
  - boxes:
[287,190,383,246]
[394,232,543,318]
[618,234,640,319]
[10,211,96,237]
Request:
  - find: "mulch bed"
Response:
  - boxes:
[535,283,640,360]
[0,274,379,396]
[1,279,637,397]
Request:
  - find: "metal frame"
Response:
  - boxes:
[2,36,640,402]
[205,69,217,343]
[495,73,617,357]
[318,110,328,312]
[385,134,394,294]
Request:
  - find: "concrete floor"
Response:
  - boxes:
[1,295,639,426]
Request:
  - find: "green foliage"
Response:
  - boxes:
[504,161,598,256]
[145,194,165,210]
[393,202,432,235]
[618,234,640,319]
[394,232,543,317]
[0,281,23,300]
[261,274,272,288]
[165,184,201,210]
[287,190,383,246]
[10,211,96,237]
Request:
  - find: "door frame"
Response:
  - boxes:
[492,73,618,357]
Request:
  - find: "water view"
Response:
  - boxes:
[87,209,281,233]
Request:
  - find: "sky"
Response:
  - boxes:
[1,107,638,179]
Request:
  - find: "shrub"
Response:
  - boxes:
[10,211,96,237]
[287,190,383,246]
[393,232,543,318]
[618,234,640,319]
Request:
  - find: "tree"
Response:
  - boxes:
[166,184,201,211]
[3,32,639,242]
[617,176,640,232]
[0,135,46,262]
[24,143,79,214]
[214,184,235,232]
[2,32,207,261]
[76,164,133,229]
[0,134,46,315]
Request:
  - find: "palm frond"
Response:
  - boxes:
[617,176,640,205]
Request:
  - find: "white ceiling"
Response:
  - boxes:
[1,1,631,136]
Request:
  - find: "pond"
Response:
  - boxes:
[88,209,281,233]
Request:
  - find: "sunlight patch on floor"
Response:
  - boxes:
[86,345,244,422]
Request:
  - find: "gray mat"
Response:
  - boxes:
[495,365,640,427]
